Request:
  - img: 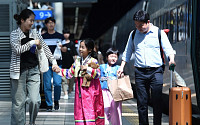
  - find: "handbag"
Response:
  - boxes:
[107,75,134,101]
[32,30,49,73]
[37,47,49,73]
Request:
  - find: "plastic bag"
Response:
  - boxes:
[173,71,186,87]
[53,41,62,60]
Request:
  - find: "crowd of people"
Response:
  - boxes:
[10,8,176,125]
[28,0,53,35]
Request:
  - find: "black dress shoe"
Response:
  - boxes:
[46,106,52,112]
[54,101,59,110]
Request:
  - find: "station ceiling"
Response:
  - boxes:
[33,0,97,3]
[31,0,139,40]
[80,0,140,40]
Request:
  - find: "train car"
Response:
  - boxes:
[96,0,200,115]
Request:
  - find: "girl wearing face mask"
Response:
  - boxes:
[99,48,122,125]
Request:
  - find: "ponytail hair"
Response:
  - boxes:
[81,38,98,59]
[14,9,35,25]
[90,49,98,60]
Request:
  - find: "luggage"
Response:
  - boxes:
[169,66,192,125]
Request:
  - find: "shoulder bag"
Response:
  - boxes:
[37,47,49,73]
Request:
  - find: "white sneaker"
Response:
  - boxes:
[105,119,110,125]
[63,95,68,100]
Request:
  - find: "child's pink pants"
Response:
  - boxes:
[102,89,122,125]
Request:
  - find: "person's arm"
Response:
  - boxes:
[61,60,76,78]
[117,31,134,76]
[61,44,67,52]
[160,30,176,66]
[168,54,176,66]
[10,30,39,55]
[117,60,126,77]
[37,32,60,72]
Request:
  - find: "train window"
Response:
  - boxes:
[177,4,187,42]
[153,17,159,27]
[160,15,164,29]
[169,9,177,43]
[153,19,156,26]
[158,16,161,28]
[163,12,169,29]
[187,1,192,39]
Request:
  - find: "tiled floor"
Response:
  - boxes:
[0,91,169,125]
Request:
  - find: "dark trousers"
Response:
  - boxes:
[135,66,164,125]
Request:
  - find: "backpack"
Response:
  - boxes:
[132,29,165,69]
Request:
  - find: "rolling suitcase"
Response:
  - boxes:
[169,66,192,125]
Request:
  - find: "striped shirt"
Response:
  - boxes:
[10,27,57,79]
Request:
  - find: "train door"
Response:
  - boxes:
[191,0,200,110]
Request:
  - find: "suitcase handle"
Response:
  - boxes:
[169,64,175,71]
[169,64,175,88]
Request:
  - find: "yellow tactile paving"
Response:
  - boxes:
[122,103,139,124]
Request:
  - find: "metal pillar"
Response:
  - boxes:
[53,2,63,33]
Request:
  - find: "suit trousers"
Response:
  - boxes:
[135,66,164,125]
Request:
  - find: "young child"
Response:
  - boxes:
[61,38,104,125]
[100,48,122,125]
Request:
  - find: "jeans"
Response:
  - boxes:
[43,66,62,106]
[11,66,41,125]
[135,66,164,125]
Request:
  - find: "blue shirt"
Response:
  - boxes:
[100,64,120,89]
[122,24,175,68]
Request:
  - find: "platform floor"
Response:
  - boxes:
[0,90,169,125]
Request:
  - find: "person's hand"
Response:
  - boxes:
[61,46,67,52]
[52,65,60,73]
[117,66,124,77]
[80,65,87,71]
[118,72,124,78]
[169,60,176,68]
[168,54,176,71]
[169,60,176,72]
[34,39,42,49]
[34,39,40,45]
